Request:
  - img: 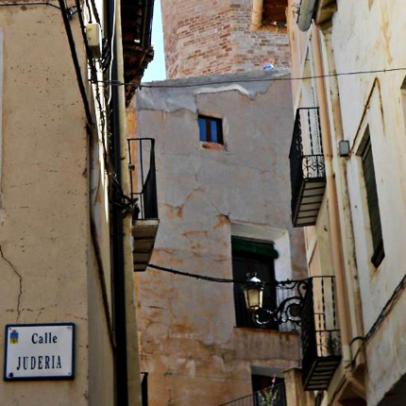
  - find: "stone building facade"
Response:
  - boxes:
[129,1,309,404]
[133,70,306,405]
[0,1,153,405]
[285,0,406,405]
[161,0,290,79]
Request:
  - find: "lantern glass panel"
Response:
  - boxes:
[244,285,264,311]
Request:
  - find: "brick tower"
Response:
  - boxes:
[161,0,289,79]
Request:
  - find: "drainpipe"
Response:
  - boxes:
[110,1,142,404]
[297,0,317,32]
[109,0,129,404]
[115,1,142,404]
[311,26,366,398]
[310,26,352,360]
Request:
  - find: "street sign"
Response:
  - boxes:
[4,323,75,380]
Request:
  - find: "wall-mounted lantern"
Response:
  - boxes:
[243,274,264,312]
[243,274,309,326]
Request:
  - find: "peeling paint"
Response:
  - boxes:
[137,69,290,114]
[136,69,305,405]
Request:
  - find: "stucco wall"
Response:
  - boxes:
[0,4,114,404]
[135,70,306,405]
[330,2,406,404]
[287,0,406,404]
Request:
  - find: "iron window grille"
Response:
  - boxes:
[219,380,287,406]
[301,276,341,391]
[127,138,158,220]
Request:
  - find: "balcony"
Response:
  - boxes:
[219,382,286,406]
[128,138,159,271]
[301,276,341,391]
[289,107,326,227]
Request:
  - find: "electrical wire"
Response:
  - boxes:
[87,0,112,71]
[106,0,116,104]
[147,263,244,284]
[147,263,308,288]
[75,0,131,206]
[89,66,406,89]
[58,0,93,129]
[348,272,406,367]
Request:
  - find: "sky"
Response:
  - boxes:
[142,0,166,83]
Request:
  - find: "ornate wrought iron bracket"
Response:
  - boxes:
[250,279,309,326]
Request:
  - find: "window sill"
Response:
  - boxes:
[233,326,299,336]
[200,142,225,151]
[234,325,279,332]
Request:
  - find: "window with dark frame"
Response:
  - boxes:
[198,115,223,144]
[251,375,287,406]
[231,236,279,330]
[360,133,385,267]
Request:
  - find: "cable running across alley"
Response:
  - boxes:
[90,66,406,89]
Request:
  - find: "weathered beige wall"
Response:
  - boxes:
[0,4,114,404]
[88,247,115,405]
[135,70,306,405]
[287,0,406,405]
[331,2,406,404]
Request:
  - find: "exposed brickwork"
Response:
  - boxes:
[162,0,290,79]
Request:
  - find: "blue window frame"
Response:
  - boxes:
[198,115,223,144]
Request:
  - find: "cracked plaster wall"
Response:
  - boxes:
[0,6,114,405]
[330,2,406,405]
[135,71,306,405]
[288,1,406,404]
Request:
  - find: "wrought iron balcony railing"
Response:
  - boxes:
[128,138,158,220]
[219,382,286,406]
[128,138,159,272]
[301,276,341,391]
[289,107,326,227]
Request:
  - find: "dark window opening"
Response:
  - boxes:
[198,115,223,144]
[252,375,286,406]
[263,0,288,28]
[141,372,148,406]
[232,236,279,330]
[360,133,384,267]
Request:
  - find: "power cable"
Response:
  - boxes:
[147,263,308,288]
[348,272,406,367]
[58,0,93,129]
[147,263,243,284]
[75,0,133,208]
[89,67,406,89]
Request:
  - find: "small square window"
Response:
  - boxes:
[198,115,223,144]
